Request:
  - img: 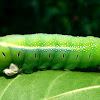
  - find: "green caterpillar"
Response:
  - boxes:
[0,33,100,76]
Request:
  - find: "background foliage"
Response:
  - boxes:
[0,0,100,36]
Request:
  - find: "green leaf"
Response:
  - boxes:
[0,71,100,100]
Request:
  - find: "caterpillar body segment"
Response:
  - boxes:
[0,34,99,76]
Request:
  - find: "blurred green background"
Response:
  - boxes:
[0,0,100,36]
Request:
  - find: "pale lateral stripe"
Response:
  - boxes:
[0,42,82,50]
[47,85,100,100]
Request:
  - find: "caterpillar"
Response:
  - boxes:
[0,33,100,76]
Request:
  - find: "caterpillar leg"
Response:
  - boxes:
[23,69,33,74]
[3,63,20,76]
[63,68,71,71]
[98,65,100,71]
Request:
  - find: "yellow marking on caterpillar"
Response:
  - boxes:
[0,42,84,51]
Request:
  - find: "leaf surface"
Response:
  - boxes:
[0,71,100,100]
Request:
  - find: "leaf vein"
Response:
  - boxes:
[47,85,100,100]
[0,75,20,100]
[44,72,68,100]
